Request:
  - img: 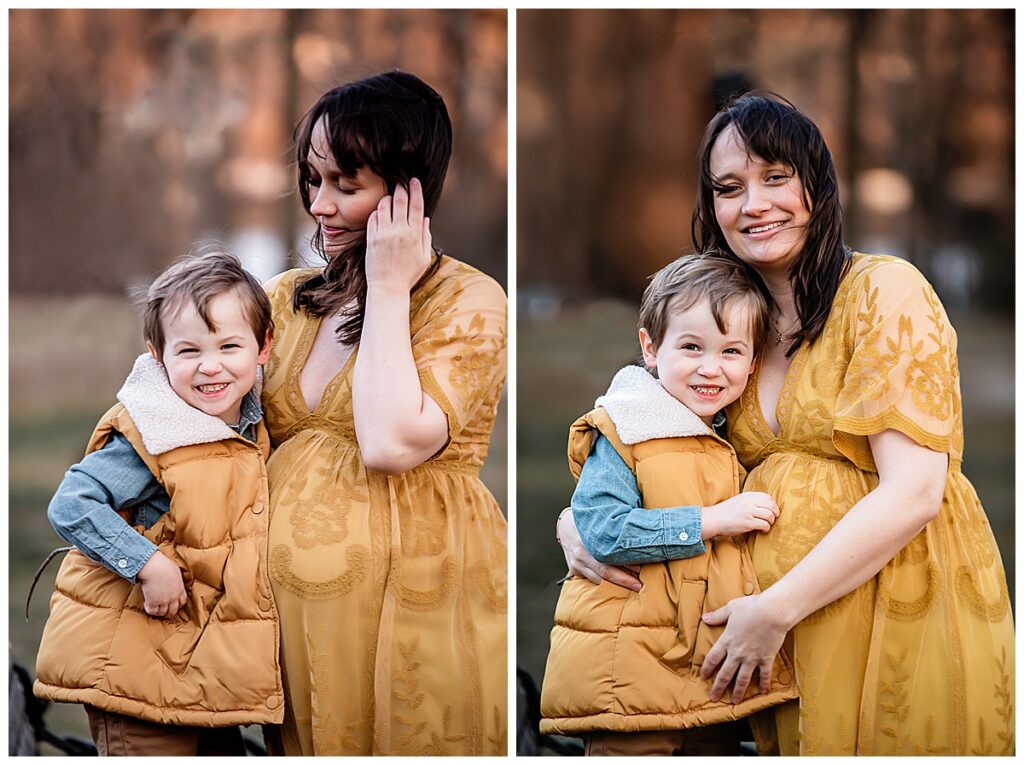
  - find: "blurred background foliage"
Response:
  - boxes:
[9,9,506,749]
[516,7,1014,710]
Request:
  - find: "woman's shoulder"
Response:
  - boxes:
[840,252,936,307]
[424,254,507,306]
[263,266,321,298]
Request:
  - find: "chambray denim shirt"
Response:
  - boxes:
[47,391,263,582]
[571,410,727,565]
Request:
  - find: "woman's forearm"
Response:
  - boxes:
[352,283,447,474]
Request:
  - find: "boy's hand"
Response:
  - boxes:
[138,551,187,618]
[365,178,433,293]
[701,492,780,539]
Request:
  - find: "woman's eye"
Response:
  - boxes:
[712,184,740,197]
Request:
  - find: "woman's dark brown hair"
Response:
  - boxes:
[691,92,851,356]
[292,70,452,344]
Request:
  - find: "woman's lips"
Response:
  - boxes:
[742,220,788,239]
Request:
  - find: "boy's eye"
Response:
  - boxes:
[222,343,240,350]
[681,343,700,352]
[178,348,199,356]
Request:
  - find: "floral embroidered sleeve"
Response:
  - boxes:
[412,268,508,445]
[832,259,961,471]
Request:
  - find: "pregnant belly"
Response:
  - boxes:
[743,452,877,588]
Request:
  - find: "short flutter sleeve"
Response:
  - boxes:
[832,259,962,471]
[412,266,508,443]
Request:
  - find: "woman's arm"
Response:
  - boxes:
[699,428,947,703]
[353,179,449,474]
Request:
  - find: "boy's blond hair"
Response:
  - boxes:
[143,249,272,359]
[639,251,770,352]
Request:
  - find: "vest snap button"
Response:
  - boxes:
[252,501,264,515]
[742,582,754,596]
[265,695,280,709]
[258,596,272,612]
[778,669,792,685]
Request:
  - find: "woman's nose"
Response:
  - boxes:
[741,186,771,215]
[309,185,334,217]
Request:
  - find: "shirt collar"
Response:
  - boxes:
[231,390,263,440]
[711,409,727,437]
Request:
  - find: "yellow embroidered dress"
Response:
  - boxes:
[728,254,1014,755]
[261,256,508,755]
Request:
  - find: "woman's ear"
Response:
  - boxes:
[639,327,658,369]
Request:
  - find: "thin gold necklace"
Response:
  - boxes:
[773,314,795,345]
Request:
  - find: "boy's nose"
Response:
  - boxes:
[698,362,721,377]
[198,357,223,374]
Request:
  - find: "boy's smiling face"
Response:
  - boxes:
[640,296,757,425]
[148,288,270,425]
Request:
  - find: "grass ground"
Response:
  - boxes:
[9,295,506,747]
[515,300,1015,695]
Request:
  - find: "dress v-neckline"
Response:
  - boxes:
[748,341,808,442]
[293,314,358,416]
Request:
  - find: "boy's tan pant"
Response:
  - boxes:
[85,705,246,756]
[585,719,750,756]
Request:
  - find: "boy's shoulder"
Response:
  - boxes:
[591,366,713,446]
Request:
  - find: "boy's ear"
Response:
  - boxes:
[638,328,658,368]
[146,342,161,362]
[257,330,272,365]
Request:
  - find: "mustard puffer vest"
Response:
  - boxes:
[34,354,283,727]
[540,366,797,735]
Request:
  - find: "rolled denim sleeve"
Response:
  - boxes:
[47,433,164,581]
[572,433,705,565]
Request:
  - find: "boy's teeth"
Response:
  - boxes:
[693,386,722,394]
[198,383,228,393]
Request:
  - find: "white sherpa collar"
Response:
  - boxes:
[594,365,713,444]
[116,353,255,455]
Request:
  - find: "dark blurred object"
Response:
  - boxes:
[9,653,95,756]
[516,667,584,756]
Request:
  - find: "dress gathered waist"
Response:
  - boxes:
[280,418,481,476]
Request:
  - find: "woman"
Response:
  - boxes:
[557,93,1013,755]
[261,72,507,755]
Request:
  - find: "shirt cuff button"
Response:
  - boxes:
[117,559,128,568]
[678,531,689,542]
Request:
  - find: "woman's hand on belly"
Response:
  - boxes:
[557,508,642,591]
[698,593,788,703]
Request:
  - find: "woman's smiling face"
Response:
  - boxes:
[306,116,388,256]
[709,124,811,276]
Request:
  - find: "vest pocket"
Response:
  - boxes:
[658,579,707,673]
[155,580,223,674]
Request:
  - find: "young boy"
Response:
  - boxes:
[33,251,283,756]
[540,252,798,756]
